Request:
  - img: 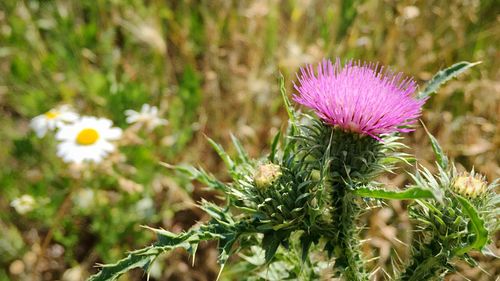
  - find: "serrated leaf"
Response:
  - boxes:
[354,187,436,200]
[417,61,481,100]
[88,247,160,281]
[454,195,489,256]
[89,221,242,281]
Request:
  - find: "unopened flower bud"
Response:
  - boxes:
[452,172,487,199]
[254,163,282,189]
[310,170,321,181]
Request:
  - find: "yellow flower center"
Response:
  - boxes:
[76,128,99,145]
[45,111,59,119]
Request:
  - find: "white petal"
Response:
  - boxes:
[59,112,79,122]
[102,127,122,140]
[56,125,80,141]
[150,106,158,115]
[30,116,49,137]
[95,118,113,130]
[97,141,115,152]
[80,116,100,126]
[126,115,139,124]
[141,104,150,113]
[125,110,138,117]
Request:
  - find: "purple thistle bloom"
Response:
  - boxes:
[293,58,426,140]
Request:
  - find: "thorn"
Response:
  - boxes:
[366,256,380,263]
[216,264,225,281]
[392,237,408,247]
[159,162,175,169]
[369,266,381,278]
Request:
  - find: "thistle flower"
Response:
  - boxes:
[125,104,168,131]
[55,116,122,164]
[293,58,425,139]
[30,105,79,137]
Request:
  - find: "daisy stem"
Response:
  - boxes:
[35,188,73,273]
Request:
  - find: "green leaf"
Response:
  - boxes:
[217,233,238,275]
[354,187,436,200]
[421,122,449,170]
[207,137,235,171]
[454,195,489,256]
[262,231,286,264]
[268,131,281,162]
[299,233,317,264]
[88,221,240,281]
[87,246,162,281]
[88,227,201,281]
[230,133,250,164]
[161,162,227,192]
[417,61,481,100]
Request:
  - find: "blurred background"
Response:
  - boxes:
[0,0,498,280]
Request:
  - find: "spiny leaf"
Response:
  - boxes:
[230,133,250,164]
[206,137,235,171]
[88,223,238,281]
[481,246,500,259]
[299,233,316,264]
[454,195,489,256]
[162,162,227,192]
[268,130,281,162]
[199,200,233,225]
[88,246,163,281]
[262,231,287,263]
[88,227,200,281]
[278,73,296,130]
[354,186,436,200]
[417,61,481,100]
[218,233,239,272]
[421,122,448,170]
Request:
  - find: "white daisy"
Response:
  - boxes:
[30,105,79,137]
[11,195,36,214]
[56,116,122,164]
[125,104,168,131]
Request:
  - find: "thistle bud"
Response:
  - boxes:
[310,170,321,181]
[452,172,488,199]
[254,163,282,189]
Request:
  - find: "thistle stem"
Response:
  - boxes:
[330,184,368,281]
